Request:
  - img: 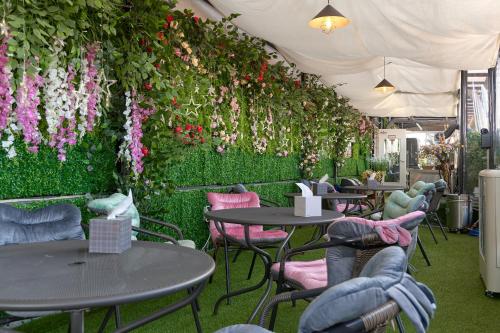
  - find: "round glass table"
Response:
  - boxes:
[204,207,344,323]
[0,240,215,333]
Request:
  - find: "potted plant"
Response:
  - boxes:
[419,135,458,190]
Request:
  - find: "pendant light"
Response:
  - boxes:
[374,57,396,93]
[309,0,350,34]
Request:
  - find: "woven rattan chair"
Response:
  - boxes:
[216,247,436,333]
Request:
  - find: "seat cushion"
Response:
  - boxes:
[271,259,327,289]
[219,228,288,244]
[165,239,196,249]
[215,324,272,333]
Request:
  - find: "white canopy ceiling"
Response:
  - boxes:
[179,0,500,117]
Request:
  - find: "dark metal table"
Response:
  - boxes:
[343,184,406,208]
[0,240,215,333]
[204,207,344,323]
[283,192,367,213]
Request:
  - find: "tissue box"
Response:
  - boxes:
[89,216,132,254]
[312,183,329,195]
[294,196,322,217]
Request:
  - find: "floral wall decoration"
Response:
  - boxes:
[1,0,369,194]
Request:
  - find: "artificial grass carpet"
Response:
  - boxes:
[17,228,500,333]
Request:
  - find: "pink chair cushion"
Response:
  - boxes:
[207,192,287,243]
[332,211,426,246]
[271,259,327,289]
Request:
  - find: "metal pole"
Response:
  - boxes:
[458,70,468,194]
[488,65,497,168]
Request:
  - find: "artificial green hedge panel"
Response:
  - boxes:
[169,148,301,187]
[0,139,116,199]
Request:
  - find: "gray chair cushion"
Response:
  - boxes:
[0,203,84,245]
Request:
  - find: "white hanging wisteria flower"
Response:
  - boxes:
[118,91,133,163]
[1,121,18,159]
[44,60,70,141]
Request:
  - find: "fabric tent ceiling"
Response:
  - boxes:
[178,0,500,117]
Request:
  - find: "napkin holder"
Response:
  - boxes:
[294,196,322,217]
[312,182,329,195]
[89,215,132,253]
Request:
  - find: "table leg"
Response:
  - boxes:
[70,310,84,333]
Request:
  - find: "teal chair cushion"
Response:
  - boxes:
[382,191,426,220]
[407,181,435,200]
[87,193,140,238]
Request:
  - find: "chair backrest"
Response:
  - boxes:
[382,191,426,220]
[428,179,446,212]
[229,184,249,194]
[299,247,436,333]
[0,203,84,246]
[407,181,436,203]
[340,177,362,189]
[325,210,425,286]
[206,192,261,242]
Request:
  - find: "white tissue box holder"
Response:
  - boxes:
[294,196,322,217]
[89,216,132,254]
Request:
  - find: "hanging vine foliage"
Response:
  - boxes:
[0,0,368,194]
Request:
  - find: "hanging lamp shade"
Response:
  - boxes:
[374,78,396,93]
[309,3,350,34]
[374,57,396,93]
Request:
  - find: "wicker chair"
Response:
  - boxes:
[266,192,427,329]
[216,247,436,333]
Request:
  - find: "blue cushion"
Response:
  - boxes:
[0,203,84,245]
[299,247,407,333]
[382,191,425,220]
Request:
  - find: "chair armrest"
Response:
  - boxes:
[260,198,281,207]
[132,226,179,245]
[258,288,327,327]
[139,215,184,240]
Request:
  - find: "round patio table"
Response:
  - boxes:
[204,207,344,323]
[343,184,406,208]
[0,240,215,333]
[284,192,367,213]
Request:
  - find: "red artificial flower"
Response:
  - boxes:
[154,63,161,70]
[244,74,251,81]
[185,124,193,131]
[193,16,200,24]
[200,137,205,143]
[174,126,182,133]
[156,31,165,41]
[146,46,153,54]
[163,22,169,29]
[162,39,169,46]
[196,125,203,133]
[171,97,177,105]
[257,75,264,82]
[141,146,149,157]
[166,15,174,23]
[143,82,153,91]
[294,80,301,88]
[139,38,146,46]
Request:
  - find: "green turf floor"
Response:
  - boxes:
[16,227,500,333]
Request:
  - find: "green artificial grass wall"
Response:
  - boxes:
[0,139,116,199]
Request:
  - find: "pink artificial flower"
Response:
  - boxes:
[0,37,14,131]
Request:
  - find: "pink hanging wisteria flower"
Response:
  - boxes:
[15,70,44,153]
[0,36,14,132]
[78,43,102,137]
[119,91,156,177]
[50,65,78,161]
